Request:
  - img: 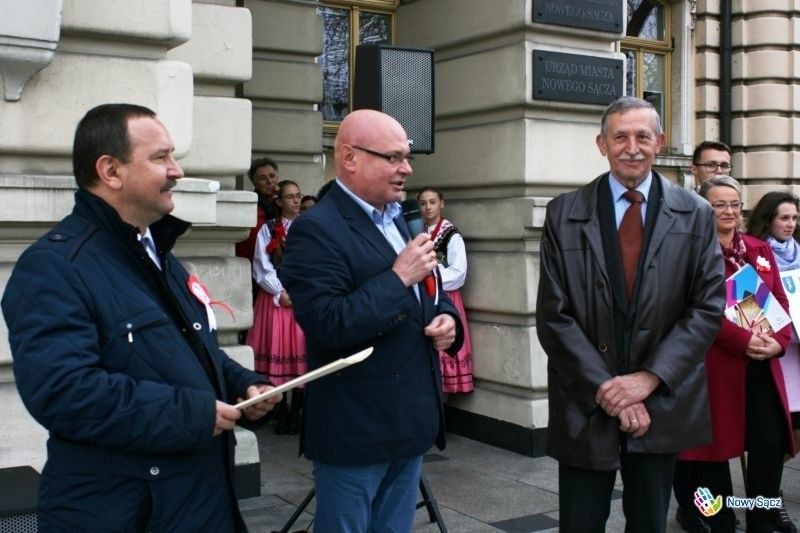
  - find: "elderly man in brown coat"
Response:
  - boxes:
[536,96,726,532]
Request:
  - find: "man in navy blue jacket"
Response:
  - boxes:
[280,109,463,532]
[2,103,280,531]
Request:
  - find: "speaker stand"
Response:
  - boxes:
[277,487,315,533]
[416,472,448,533]
[275,471,447,533]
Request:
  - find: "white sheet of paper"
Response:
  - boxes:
[234,346,373,410]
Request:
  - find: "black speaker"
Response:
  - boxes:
[0,466,39,532]
[353,44,435,154]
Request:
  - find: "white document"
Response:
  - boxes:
[234,346,373,410]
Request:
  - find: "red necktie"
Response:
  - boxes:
[618,189,644,299]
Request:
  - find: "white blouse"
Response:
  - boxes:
[252,217,293,304]
[427,221,467,291]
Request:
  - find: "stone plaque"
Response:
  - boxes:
[532,50,623,105]
[532,0,623,33]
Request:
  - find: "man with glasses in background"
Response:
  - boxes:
[280,109,463,531]
[692,141,733,191]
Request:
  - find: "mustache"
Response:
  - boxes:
[618,154,647,162]
[164,179,177,190]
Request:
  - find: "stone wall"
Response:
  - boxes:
[396,0,614,453]
[695,0,800,203]
[244,0,324,198]
[5,0,800,465]
[0,0,256,471]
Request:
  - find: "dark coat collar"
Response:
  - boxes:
[327,181,409,264]
[568,171,696,221]
[73,188,190,255]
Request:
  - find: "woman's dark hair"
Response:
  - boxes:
[416,186,443,201]
[747,191,800,241]
[73,103,156,189]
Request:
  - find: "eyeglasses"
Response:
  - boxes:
[280,193,303,201]
[352,145,414,165]
[710,201,743,212]
[697,161,732,172]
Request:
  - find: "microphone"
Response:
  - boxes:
[400,199,437,297]
[401,199,424,237]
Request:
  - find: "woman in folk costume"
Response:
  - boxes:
[747,191,800,533]
[417,186,473,394]
[246,180,306,434]
[675,177,794,533]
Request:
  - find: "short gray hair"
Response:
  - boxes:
[600,96,663,136]
[698,175,742,200]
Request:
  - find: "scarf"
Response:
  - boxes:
[721,230,747,270]
[767,235,800,271]
[266,217,293,269]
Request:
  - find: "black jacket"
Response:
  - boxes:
[3,189,264,531]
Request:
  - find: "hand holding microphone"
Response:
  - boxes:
[400,199,439,296]
[392,234,438,288]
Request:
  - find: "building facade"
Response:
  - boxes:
[1,0,799,474]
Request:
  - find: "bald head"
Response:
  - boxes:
[335,110,406,162]
[334,110,412,210]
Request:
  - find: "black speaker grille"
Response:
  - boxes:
[379,48,434,153]
[354,45,435,154]
[0,513,37,532]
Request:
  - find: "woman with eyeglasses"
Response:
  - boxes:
[674,176,794,533]
[416,186,473,395]
[246,179,307,434]
[747,191,800,533]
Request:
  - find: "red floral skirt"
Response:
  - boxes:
[246,289,306,386]
[440,289,473,394]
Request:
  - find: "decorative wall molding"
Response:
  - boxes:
[0,0,63,101]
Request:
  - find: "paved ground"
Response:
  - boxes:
[240,424,800,532]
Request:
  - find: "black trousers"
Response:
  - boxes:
[673,361,788,533]
[559,451,677,533]
[673,460,737,531]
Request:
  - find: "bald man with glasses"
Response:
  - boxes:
[279,109,463,532]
